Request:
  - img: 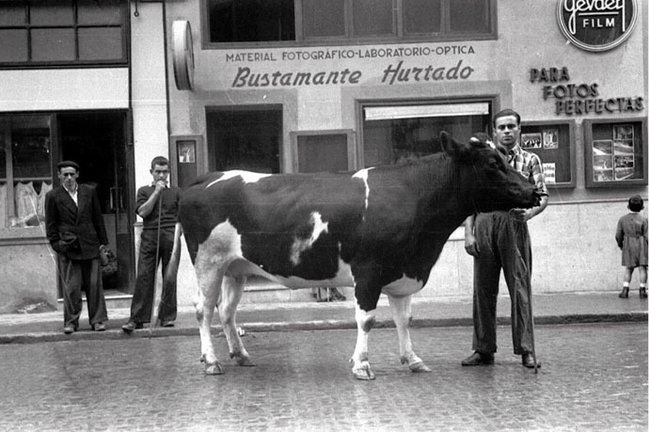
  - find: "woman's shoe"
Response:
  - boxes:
[640,288,647,299]
[618,287,629,298]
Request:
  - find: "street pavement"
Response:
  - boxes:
[0,291,646,343]
[0,323,646,431]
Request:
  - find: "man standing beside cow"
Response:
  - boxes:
[122,156,181,333]
[462,109,549,369]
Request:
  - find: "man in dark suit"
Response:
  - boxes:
[45,161,109,334]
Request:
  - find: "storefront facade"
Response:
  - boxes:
[0,0,646,312]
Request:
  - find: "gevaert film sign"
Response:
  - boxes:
[557,0,638,52]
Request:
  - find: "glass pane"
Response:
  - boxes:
[449,0,488,33]
[209,0,295,42]
[30,0,74,26]
[78,0,122,25]
[10,116,51,180]
[0,30,28,62]
[79,27,123,60]
[303,0,345,38]
[0,2,26,26]
[353,0,393,36]
[31,29,75,61]
[404,0,441,34]
[363,111,488,166]
[298,135,348,173]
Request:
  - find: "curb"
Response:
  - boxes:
[1,311,645,345]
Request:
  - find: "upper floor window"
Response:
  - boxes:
[205,0,495,46]
[0,0,128,66]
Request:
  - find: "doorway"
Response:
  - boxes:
[57,111,134,294]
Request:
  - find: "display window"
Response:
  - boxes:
[583,118,647,188]
[0,115,53,230]
[203,0,496,46]
[360,101,492,167]
[520,120,576,188]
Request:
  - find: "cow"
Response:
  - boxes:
[165,131,542,380]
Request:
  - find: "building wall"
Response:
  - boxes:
[163,0,647,305]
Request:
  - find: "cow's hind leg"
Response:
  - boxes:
[219,274,254,367]
[194,260,225,375]
[388,294,431,373]
[351,303,377,380]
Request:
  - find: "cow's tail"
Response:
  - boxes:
[165,222,183,285]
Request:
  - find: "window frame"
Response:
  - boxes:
[0,0,130,68]
[201,0,496,49]
[357,97,495,169]
[290,129,356,173]
[520,120,577,189]
[583,117,648,189]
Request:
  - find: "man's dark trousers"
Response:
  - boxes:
[129,227,177,324]
[471,211,535,355]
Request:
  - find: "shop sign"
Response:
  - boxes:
[556,0,638,52]
[530,66,644,116]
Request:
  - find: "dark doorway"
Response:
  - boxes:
[57,111,134,294]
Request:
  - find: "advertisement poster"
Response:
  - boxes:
[521,133,542,149]
[543,162,556,184]
[592,124,635,182]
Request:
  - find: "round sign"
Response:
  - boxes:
[172,20,195,90]
[556,0,638,52]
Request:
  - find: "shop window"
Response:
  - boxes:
[0,115,53,229]
[361,102,491,167]
[583,118,648,188]
[206,107,282,173]
[171,136,204,189]
[520,121,576,188]
[204,0,495,45]
[0,0,128,66]
[291,130,355,173]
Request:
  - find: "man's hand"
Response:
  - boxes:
[509,208,531,222]
[154,180,167,193]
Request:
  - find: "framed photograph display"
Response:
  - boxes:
[583,118,647,188]
[520,120,576,188]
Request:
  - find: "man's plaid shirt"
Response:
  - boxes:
[507,144,549,196]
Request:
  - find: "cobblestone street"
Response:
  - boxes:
[1,323,646,431]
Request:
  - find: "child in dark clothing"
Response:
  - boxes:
[616,195,648,298]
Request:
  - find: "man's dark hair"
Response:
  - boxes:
[628,195,644,212]
[493,109,521,127]
[150,156,170,170]
[57,160,80,172]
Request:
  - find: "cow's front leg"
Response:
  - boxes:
[351,304,376,380]
[219,274,254,367]
[194,258,225,375]
[388,294,431,373]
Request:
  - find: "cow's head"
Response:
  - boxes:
[441,131,542,213]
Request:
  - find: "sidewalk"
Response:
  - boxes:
[0,292,646,344]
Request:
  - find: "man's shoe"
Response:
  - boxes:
[640,288,647,299]
[93,322,106,332]
[63,325,76,335]
[461,351,494,366]
[619,287,629,298]
[121,321,142,334]
[160,320,175,328]
[522,353,541,369]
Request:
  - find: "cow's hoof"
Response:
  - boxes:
[409,360,432,373]
[205,361,224,375]
[230,352,256,367]
[352,365,376,381]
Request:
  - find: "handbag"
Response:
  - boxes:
[99,245,119,276]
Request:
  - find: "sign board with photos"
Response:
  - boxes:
[520,121,575,187]
[583,119,647,188]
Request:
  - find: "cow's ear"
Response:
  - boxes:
[440,131,471,159]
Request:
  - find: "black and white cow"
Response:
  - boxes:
[166,132,541,380]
